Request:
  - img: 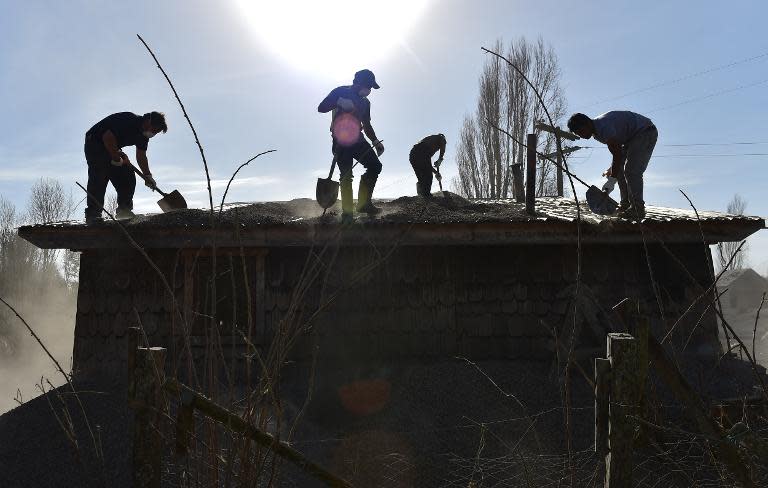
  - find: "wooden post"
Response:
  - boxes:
[594,358,611,456]
[556,152,564,197]
[127,327,141,398]
[612,298,755,487]
[129,346,166,488]
[164,379,354,488]
[605,333,641,488]
[526,133,537,215]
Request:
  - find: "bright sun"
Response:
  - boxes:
[235,0,431,77]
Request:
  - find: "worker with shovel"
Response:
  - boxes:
[567,111,657,220]
[409,133,446,198]
[318,69,384,224]
[83,111,167,223]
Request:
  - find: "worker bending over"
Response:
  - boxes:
[567,111,657,220]
[318,69,384,223]
[84,111,167,223]
[410,134,446,198]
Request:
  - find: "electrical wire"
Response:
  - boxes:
[585,49,768,107]
[577,141,768,149]
[646,77,768,113]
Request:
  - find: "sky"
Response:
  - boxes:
[0,0,766,270]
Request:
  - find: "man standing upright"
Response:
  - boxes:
[567,111,657,220]
[409,133,446,198]
[318,69,384,223]
[84,111,167,223]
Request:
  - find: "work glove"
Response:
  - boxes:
[336,97,355,112]
[144,174,157,190]
[111,151,128,166]
[435,172,442,182]
[374,141,385,157]
[435,157,444,169]
[602,176,617,194]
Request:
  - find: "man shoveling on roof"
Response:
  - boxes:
[567,111,657,220]
[318,69,385,224]
[84,111,167,223]
[410,133,446,198]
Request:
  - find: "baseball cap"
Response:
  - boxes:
[353,69,380,89]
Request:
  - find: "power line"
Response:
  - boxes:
[568,153,768,159]
[585,49,768,107]
[646,77,768,113]
[650,153,768,158]
[577,141,768,149]
[662,141,768,147]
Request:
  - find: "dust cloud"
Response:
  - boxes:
[0,274,76,415]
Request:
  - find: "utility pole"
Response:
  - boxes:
[535,122,580,197]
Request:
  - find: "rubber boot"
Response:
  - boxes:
[340,176,354,223]
[115,207,136,220]
[356,177,381,215]
[417,181,432,199]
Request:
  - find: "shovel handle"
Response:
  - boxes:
[327,156,337,179]
[128,163,168,197]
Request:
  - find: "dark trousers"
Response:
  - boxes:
[333,137,382,214]
[84,139,136,218]
[616,126,657,207]
[409,153,433,197]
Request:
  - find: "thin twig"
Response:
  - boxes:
[218,150,277,217]
[136,34,214,220]
[752,292,765,361]
[482,45,583,478]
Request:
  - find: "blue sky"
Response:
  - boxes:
[1,0,766,269]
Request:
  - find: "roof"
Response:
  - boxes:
[717,268,768,289]
[18,194,766,250]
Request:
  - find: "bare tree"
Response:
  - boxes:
[453,37,567,199]
[26,178,74,271]
[105,192,118,217]
[717,194,748,271]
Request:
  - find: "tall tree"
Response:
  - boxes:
[26,178,74,271]
[717,194,748,271]
[454,37,567,199]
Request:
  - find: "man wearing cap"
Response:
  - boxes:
[318,69,384,223]
[83,111,167,223]
[567,111,657,220]
[409,133,446,198]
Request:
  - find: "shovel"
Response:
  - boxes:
[434,158,448,197]
[316,140,386,212]
[316,156,339,210]
[541,157,618,215]
[129,164,188,212]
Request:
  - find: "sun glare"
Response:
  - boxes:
[235,0,430,78]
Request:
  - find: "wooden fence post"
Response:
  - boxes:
[594,357,611,456]
[604,333,641,488]
[129,346,166,488]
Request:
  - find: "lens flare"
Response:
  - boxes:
[332,113,363,147]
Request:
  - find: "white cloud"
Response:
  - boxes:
[645,170,704,188]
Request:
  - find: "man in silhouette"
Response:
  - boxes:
[318,69,384,223]
[84,111,167,223]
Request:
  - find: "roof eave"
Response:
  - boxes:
[18,219,765,251]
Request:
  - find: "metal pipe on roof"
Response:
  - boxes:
[526,133,537,215]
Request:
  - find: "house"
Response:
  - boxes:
[10,194,766,486]
[717,267,768,312]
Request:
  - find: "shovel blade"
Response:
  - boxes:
[586,186,618,215]
[316,177,339,210]
[158,190,188,212]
